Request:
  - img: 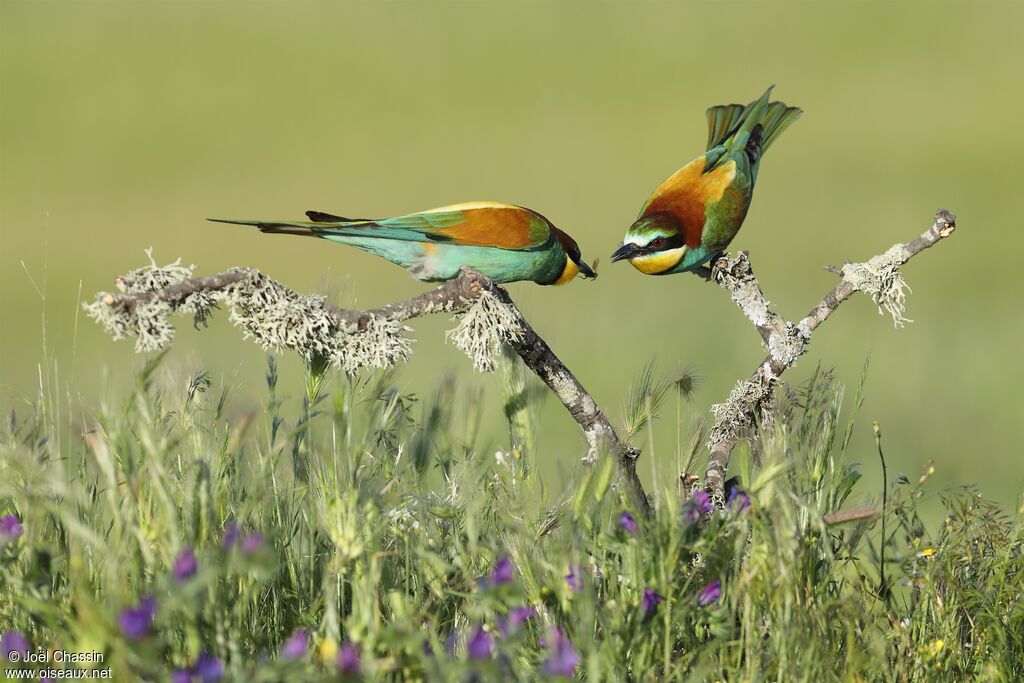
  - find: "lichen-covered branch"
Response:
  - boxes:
[86,256,650,512]
[702,209,957,504]
[485,287,650,512]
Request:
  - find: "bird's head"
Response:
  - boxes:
[610,214,687,275]
[550,228,598,284]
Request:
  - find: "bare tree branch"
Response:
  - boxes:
[701,209,957,504]
[91,264,651,513]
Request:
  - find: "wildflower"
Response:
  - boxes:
[221,523,239,550]
[727,488,750,513]
[490,555,514,586]
[170,669,192,683]
[565,564,583,592]
[922,639,945,658]
[683,491,714,524]
[281,629,309,660]
[541,628,580,678]
[642,588,664,617]
[698,580,722,607]
[2,631,29,661]
[0,515,23,544]
[917,547,936,558]
[194,653,224,683]
[619,510,638,535]
[497,606,536,636]
[467,626,494,660]
[118,595,156,640]
[337,641,361,675]
[317,636,339,663]
[172,548,198,581]
[241,532,264,556]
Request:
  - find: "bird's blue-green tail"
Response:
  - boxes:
[705,86,802,158]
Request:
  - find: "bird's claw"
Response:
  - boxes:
[458,266,493,295]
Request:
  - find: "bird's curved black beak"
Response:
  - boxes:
[610,243,640,263]
[576,258,597,279]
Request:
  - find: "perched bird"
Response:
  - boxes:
[611,86,801,275]
[211,201,596,285]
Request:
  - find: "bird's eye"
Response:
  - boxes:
[650,237,665,249]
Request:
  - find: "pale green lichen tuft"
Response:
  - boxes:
[333,316,413,374]
[85,252,413,373]
[842,245,913,328]
[446,291,523,373]
[708,369,777,447]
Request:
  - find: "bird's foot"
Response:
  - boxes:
[458,266,493,296]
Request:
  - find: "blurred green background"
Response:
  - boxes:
[2,2,1021,510]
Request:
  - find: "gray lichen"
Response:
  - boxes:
[446,290,524,372]
[766,322,808,367]
[82,249,197,352]
[708,366,777,447]
[842,244,913,327]
[85,252,412,372]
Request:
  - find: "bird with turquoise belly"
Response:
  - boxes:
[211,201,596,285]
[611,86,802,275]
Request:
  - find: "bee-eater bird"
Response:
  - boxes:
[211,202,596,285]
[611,86,801,275]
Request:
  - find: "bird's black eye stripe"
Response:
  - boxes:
[643,234,684,253]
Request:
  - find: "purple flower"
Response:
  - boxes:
[241,532,264,556]
[221,523,239,549]
[728,488,751,513]
[541,628,580,677]
[2,631,29,660]
[497,606,536,636]
[698,579,722,606]
[490,555,514,586]
[683,491,714,524]
[0,515,23,544]
[467,626,494,660]
[337,641,361,675]
[172,548,197,581]
[619,510,638,535]
[118,595,156,640]
[170,669,192,683]
[565,564,583,592]
[280,629,309,660]
[194,653,224,683]
[642,588,664,617]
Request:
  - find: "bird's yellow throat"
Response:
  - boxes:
[553,257,580,285]
[629,246,686,275]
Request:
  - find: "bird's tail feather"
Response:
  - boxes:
[207,218,332,237]
[208,214,379,239]
[705,86,802,156]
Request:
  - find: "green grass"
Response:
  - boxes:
[2,357,1021,681]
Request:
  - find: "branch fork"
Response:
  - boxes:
[700,210,957,503]
[87,260,650,512]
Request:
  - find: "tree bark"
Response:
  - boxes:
[700,209,957,504]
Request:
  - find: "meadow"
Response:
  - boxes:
[2,354,1021,680]
[2,1,1024,680]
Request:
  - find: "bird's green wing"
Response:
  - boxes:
[211,202,554,251]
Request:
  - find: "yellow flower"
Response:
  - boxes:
[317,636,339,663]
[919,639,945,659]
